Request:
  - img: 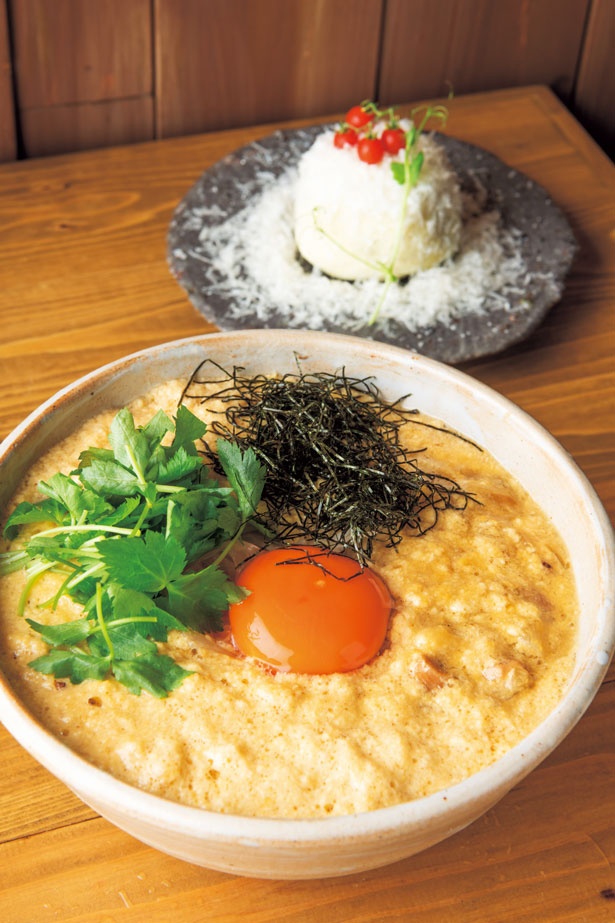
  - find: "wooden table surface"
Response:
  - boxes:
[0,85,613,922]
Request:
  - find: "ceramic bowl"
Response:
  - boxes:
[0,329,613,879]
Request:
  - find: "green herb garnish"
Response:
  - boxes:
[183,361,477,568]
[0,404,266,696]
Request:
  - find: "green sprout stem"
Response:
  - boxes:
[209,520,249,571]
[312,208,388,278]
[0,549,29,575]
[65,560,105,591]
[126,444,147,487]
[17,561,56,617]
[34,523,135,539]
[94,581,114,660]
[43,564,85,610]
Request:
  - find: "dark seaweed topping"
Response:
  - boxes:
[181,359,478,567]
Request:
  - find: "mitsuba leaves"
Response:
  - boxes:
[156,445,202,485]
[217,439,266,520]
[98,531,187,594]
[109,407,169,481]
[164,490,238,564]
[26,617,92,646]
[111,654,191,698]
[38,473,110,524]
[2,402,267,698]
[30,648,110,684]
[108,585,186,638]
[164,566,247,632]
[90,622,158,661]
[142,408,175,449]
[3,498,68,536]
[79,457,142,497]
[172,403,208,450]
[95,496,142,527]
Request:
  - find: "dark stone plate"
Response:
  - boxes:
[167,126,577,364]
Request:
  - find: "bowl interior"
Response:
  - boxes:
[0,329,613,877]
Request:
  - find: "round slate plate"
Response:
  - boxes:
[167,126,577,364]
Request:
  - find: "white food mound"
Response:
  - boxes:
[293,128,462,280]
[183,132,560,337]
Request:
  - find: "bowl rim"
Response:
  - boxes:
[1,328,613,844]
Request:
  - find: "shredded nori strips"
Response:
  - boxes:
[181,359,477,566]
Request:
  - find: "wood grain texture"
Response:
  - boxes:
[4,0,613,161]
[574,0,615,155]
[20,97,155,156]
[0,0,16,161]
[154,0,383,136]
[0,734,95,842]
[11,0,153,155]
[0,86,613,922]
[11,0,152,106]
[379,0,590,104]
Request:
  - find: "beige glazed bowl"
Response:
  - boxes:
[0,329,613,880]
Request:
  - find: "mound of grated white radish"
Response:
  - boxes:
[294,129,462,281]
[179,115,573,344]
[196,157,535,337]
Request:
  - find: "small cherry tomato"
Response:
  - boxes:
[357,136,384,164]
[334,128,358,148]
[381,127,406,154]
[345,104,373,129]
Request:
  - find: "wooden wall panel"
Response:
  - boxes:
[11,0,154,156]
[0,0,16,161]
[20,98,155,158]
[154,0,383,137]
[379,0,590,107]
[574,0,615,155]
[1,0,612,160]
[12,0,152,105]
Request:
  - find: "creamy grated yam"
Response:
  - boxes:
[0,380,578,819]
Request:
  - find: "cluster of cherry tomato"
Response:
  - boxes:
[333,103,407,165]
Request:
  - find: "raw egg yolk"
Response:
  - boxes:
[228,545,393,674]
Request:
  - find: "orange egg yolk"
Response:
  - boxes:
[228,545,393,674]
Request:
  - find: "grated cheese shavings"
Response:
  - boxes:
[183,133,559,338]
